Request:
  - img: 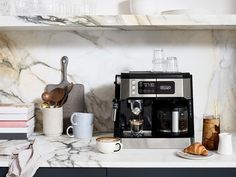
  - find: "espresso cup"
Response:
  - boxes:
[66,112,94,139]
[96,137,122,154]
[218,133,233,155]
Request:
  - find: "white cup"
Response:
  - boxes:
[96,137,123,154]
[129,0,159,15]
[218,133,234,155]
[66,112,94,139]
[42,107,63,137]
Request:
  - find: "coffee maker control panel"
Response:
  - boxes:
[128,79,156,97]
[120,78,191,100]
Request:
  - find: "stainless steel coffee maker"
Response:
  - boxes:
[112,71,195,148]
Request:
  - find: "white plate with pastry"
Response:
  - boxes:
[177,142,215,160]
[177,150,215,160]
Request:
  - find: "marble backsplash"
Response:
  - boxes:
[0,30,236,131]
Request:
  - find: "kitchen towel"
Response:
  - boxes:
[6,138,55,177]
[0,140,30,156]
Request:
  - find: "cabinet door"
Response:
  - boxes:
[0,168,106,177]
[34,168,106,177]
[0,168,8,177]
[107,168,236,177]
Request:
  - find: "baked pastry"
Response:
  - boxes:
[184,143,208,156]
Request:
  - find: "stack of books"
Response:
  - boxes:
[0,103,35,139]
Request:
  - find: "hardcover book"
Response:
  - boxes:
[0,125,35,139]
[0,117,35,133]
[0,103,35,114]
[0,111,35,121]
[0,117,35,128]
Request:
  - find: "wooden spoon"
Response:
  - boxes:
[41,91,52,104]
[42,88,65,107]
[50,88,66,107]
[58,83,74,107]
[41,91,56,107]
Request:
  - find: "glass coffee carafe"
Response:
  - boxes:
[157,106,188,134]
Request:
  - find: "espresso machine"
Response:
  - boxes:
[112,71,195,148]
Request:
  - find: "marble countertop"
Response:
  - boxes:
[2,15,236,30]
[0,133,236,168]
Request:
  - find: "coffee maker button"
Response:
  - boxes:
[132,91,136,95]
[132,80,136,85]
[132,86,136,90]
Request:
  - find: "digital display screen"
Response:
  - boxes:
[138,81,175,94]
[138,81,156,94]
[156,81,175,94]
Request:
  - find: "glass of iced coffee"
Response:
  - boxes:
[202,115,220,150]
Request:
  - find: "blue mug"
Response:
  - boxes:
[66,112,94,139]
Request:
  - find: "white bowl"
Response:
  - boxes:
[129,0,159,15]
[156,0,236,14]
[130,0,236,15]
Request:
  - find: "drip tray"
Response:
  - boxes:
[122,138,193,149]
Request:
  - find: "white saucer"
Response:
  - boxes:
[176,150,215,160]
[161,9,216,15]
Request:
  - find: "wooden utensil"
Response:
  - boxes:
[41,88,65,107]
[45,56,84,133]
[41,91,56,107]
[50,87,65,106]
[58,83,74,107]
[41,91,51,104]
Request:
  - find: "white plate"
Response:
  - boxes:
[176,150,215,160]
[161,9,216,15]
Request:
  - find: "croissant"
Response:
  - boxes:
[184,143,208,156]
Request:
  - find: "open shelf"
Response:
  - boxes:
[1,15,236,30]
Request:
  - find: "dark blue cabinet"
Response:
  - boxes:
[1,167,236,177]
[107,168,236,177]
[0,168,7,177]
[0,168,106,177]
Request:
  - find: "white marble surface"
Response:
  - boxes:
[0,133,236,168]
[2,15,236,30]
[1,29,236,131]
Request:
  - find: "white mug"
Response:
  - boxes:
[66,112,94,139]
[96,137,123,154]
[218,133,233,155]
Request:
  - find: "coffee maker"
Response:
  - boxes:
[112,72,195,148]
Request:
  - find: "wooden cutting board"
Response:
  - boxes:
[46,56,84,133]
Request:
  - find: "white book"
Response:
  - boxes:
[0,127,30,133]
[0,111,35,120]
[0,117,35,133]
[0,103,35,114]
[0,126,35,139]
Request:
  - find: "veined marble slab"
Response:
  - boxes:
[0,133,236,168]
[1,15,236,30]
[1,30,236,131]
